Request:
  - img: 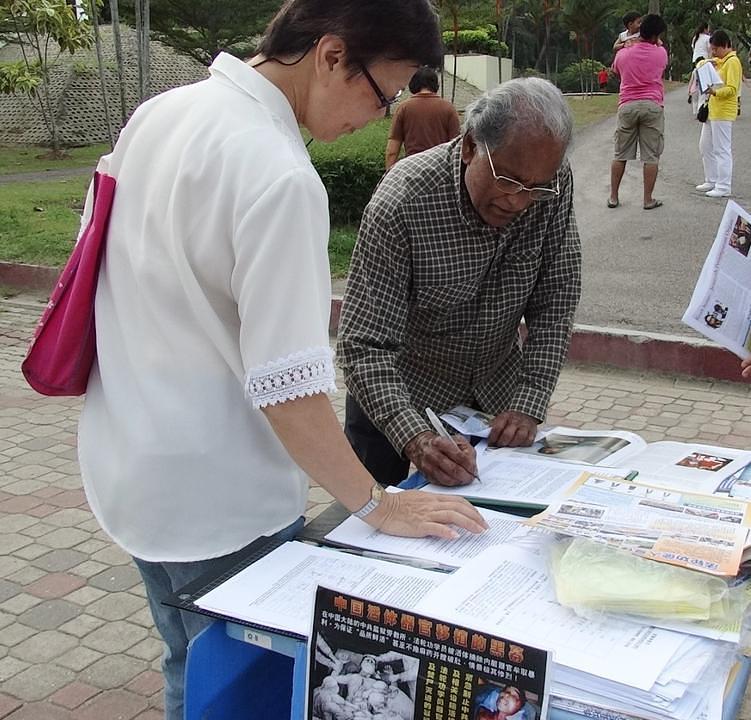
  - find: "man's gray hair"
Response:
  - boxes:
[462,77,573,152]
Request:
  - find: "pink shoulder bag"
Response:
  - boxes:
[21,172,117,396]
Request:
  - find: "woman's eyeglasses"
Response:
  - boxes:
[483,141,560,202]
[359,63,403,109]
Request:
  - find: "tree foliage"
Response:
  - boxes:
[119,0,281,65]
[0,0,93,153]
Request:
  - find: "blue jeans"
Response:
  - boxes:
[133,517,304,720]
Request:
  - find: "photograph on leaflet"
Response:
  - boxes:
[306,586,550,720]
[438,406,751,501]
[683,200,751,357]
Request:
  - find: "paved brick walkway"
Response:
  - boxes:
[1,293,751,718]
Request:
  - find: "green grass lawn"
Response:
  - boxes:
[0,177,89,266]
[0,94,618,272]
[567,94,620,127]
[0,143,111,175]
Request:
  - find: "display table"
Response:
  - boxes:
[170,503,751,720]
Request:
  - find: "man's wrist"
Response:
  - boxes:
[403,431,433,464]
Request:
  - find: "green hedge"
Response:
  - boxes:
[308,119,390,225]
[442,27,507,57]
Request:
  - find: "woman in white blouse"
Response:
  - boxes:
[77,1,486,717]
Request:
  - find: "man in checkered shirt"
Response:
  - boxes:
[337,78,581,487]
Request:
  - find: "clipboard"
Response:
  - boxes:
[162,533,308,640]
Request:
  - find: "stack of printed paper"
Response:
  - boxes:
[414,543,738,720]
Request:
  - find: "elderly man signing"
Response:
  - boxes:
[338,77,581,488]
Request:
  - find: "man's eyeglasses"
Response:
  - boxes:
[359,63,403,109]
[483,142,559,202]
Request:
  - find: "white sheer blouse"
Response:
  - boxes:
[78,54,336,561]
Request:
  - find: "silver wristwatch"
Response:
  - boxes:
[353,483,385,519]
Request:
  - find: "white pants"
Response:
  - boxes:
[699,120,733,193]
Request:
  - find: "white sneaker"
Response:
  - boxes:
[706,189,730,198]
[696,182,714,191]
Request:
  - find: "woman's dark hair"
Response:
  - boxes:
[693,22,709,45]
[257,0,442,73]
[639,14,667,41]
[408,67,439,94]
[622,10,641,28]
[710,29,732,49]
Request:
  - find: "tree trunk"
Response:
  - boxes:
[648,0,659,13]
[451,11,458,105]
[135,0,150,101]
[109,0,128,124]
[141,0,150,97]
[90,0,115,148]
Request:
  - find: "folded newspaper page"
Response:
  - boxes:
[525,473,751,576]
[683,200,751,358]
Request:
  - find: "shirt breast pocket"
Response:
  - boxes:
[494,250,541,306]
[412,281,478,337]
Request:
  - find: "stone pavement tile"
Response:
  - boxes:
[48,682,100,710]
[26,504,58,518]
[125,637,162,663]
[44,509,91,528]
[0,694,22,719]
[37,528,90,550]
[32,549,87,573]
[54,646,102,673]
[0,558,26,579]
[10,630,77,664]
[19,522,57,540]
[67,560,108,580]
[133,709,162,720]
[4,702,73,720]
[0,623,35,647]
[46,490,86,509]
[24,573,86,600]
[14,543,53,561]
[87,565,141,592]
[0,594,41,615]
[86,592,146,622]
[17,599,80,631]
[0,657,30,683]
[0,580,21,604]
[0,516,36,534]
[57,614,105,639]
[2,663,75,702]
[125,670,163,697]
[80,655,149,691]
[89,544,131,566]
[74,690,148,720]
[81,620,149,654]
[127,637,164,663]
[63,586,106,606]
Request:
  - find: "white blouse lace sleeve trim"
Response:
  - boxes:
[245,346,337,409]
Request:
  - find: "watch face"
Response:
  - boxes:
[372,483,385,503]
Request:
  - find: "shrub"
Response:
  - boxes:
[442,27,507,57]
[557,59,618,93]
[308,120,390,225]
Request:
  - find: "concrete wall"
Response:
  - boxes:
[443,55,513,91]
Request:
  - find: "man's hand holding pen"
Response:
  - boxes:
[404,430,477,487]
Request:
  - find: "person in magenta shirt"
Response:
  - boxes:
[607,14,668,210]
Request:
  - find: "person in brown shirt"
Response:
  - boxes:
[385,67,461,169]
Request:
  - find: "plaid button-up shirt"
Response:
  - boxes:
[337,137,581,454]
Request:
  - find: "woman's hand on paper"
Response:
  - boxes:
[404,431,477,486]
[366,488,488,540]
[488,410,537,447]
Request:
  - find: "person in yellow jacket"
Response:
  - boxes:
[696,30,743,198]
